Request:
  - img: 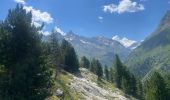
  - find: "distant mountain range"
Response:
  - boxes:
[126,10,170,79]
[45,31,140,67]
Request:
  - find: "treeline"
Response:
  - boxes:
[80,55,170,100]
[80,55,143,99]
[0,5,80,100]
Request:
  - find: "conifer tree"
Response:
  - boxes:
[61,39,79,72]
[48,31,61,76]
[104,65,109,81]
[0,5,54,100]
[80,56,90,69]
[114,54,124,88]
[96,60,103,79]
[144,71,168,100]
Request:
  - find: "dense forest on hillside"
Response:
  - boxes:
[0,4,170,100]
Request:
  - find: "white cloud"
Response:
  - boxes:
[98,16,103,20]
[98,16,103,22]
[54,27,66,36]
[23,6,53,25]
[103,0,145,14]
[14,0,26,4]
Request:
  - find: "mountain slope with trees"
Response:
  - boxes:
[126,11,170,78]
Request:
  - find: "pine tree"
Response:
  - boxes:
[96,60,103,79]
[48,31,61,76]
[90,58,97,74]
[0,5,54,100]
[109,67,115,83]
[104,65,109,81]
[61,39,79,73]
[136,80,143,99]
[90,58,103,79]
[144,71,168,100]
[114,54,124,88]
[80,56,90,69]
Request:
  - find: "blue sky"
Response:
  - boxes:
[0,0,170,41]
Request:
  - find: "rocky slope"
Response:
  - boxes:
[50,68,135,100]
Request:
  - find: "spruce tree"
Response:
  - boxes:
[114,54,124,88]
[0,5,54,100]
[144,71,168,100]
[61,39,79,73]
[48,31,61,76]
[104,65,109,81]
[90,58,97,74]
[136,80,143,99]
[80,56,90,69]
[96,60,103,79]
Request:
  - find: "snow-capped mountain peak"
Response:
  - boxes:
[112,35,137,48]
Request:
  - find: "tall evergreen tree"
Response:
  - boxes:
[80,56,90,69]
[61,39,79,72]
[136,80,143,99]
[48,31,61,76]
[114,54,124,88]
[96,60,103,79]
[90,58,103,79]
[144,71,168,100]
[0,5,54,100]
[109,67,115,83]
[90,58,97,74]
[104,65,109,81]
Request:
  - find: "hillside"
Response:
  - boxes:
[126,11,170,78]
[48,68,135,100]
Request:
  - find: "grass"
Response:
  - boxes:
[47,70,81,100]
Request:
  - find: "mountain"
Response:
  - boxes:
[126,11,170,78]
[112,35,140,50]
[63,32,139,67]
[44,30,140,67]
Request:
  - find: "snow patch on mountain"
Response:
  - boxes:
[112,35,137,48]
[80,39,90,44]
[54,26,66,36]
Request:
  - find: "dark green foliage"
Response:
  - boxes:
[114,54,138,97]
[96,61,103,79]
[109,67,115,83]
[90,58,103,79]
[61,39,79,73]
[0,5,54,100]
[114,54,125,88]
[144,71,169,100]
[136,80,143,99]
[80,56,90,69]
[104,65,109,81]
